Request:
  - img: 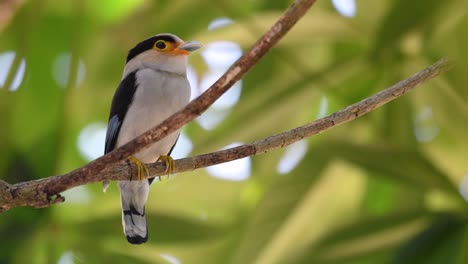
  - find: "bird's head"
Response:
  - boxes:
[124,33,202,75]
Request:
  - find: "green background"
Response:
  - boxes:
[0,0,467,263]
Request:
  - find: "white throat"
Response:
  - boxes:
[122,50,188,78]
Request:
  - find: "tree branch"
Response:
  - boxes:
[0,0,455,212]
[0,57,452,212]
[0,0,318,212]
[71,0,317,187]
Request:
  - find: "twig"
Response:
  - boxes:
[106,58,455,177]
[0,0,24,33]
[0,0,318,212]
[0,58,453,212]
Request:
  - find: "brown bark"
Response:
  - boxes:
[0,58,452,212]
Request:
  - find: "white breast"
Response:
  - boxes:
[116,68,191,163]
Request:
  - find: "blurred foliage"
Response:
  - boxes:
[1,0,468,263]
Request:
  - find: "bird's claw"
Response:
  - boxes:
[128,156,149,181]
[158,155,175,180]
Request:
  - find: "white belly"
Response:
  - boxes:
[116,68,191,163]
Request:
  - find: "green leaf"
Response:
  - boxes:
[394,214,467,264]
[372,0,452,60]
[327,140,458,194]
[288,210,431,264]
[228,142,336,263]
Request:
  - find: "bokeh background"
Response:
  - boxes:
[1,0,468,263]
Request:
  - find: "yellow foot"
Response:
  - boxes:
[158,155,175,180]
[128,156,149,181]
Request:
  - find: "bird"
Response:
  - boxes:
[103,33,201,244]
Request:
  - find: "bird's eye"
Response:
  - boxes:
[154,40,167,50]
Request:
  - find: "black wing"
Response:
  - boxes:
[104,71,138,154]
